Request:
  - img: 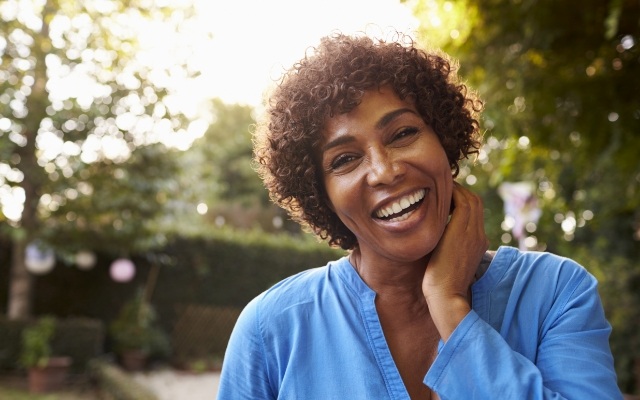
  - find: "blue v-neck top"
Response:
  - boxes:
[217,246,621,399]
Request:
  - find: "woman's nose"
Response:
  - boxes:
[366,148,404,187]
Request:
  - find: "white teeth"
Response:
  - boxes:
[388,212,411,223]
[375,189,426,219]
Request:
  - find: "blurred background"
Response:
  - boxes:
[0,0,638,398]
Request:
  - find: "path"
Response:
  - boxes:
[132,368,220,400]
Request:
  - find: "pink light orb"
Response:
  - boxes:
[110,258,136,282]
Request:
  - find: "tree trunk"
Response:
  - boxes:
[5,0,53,319]
[7,238,32,319]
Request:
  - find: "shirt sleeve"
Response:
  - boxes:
[217,297,275,400]
[424,268,622,400]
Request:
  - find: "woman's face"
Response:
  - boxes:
[319,86,453,263]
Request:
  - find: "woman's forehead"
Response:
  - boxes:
[321,87,415,134]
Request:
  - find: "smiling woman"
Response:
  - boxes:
[216,31,623,400]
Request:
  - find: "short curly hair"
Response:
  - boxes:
[254,31,483,250]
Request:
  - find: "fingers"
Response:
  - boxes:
[450,183,486,236]
[430,184,489,260]
[423,184,490,303]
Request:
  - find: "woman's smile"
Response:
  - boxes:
[373,188,427,221]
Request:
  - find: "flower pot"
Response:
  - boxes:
[120,349,149,371]
[28,356,72,393]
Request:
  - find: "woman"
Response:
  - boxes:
[217,32,622,399]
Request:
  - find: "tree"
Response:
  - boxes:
[170,98,299,235]
[0,0,199,319]
[408,0,639,245]
[408,0,640,391]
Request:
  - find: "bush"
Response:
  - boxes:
[19,316,56,368]
[0,317,104,372]
[5,229,344,366]
[109,290,170,359]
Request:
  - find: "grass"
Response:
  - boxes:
[0,387,98,400]
[0,373,100,400]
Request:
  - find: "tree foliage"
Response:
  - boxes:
[191,99,264,205]
[0,0,198,317]
[169,99,298,235]
[410,0,639,247]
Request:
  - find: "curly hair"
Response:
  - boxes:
[253,31,483,250]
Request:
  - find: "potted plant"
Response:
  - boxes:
[20,316,72,393]
[109,291,170,371]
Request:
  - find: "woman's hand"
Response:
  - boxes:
[422,182,489,341]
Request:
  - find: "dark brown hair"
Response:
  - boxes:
[254,31,483,250]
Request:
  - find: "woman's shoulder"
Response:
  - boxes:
[242,256,351,315]
[474,246,601,331]
[482,246,594,290]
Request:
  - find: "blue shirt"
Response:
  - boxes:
[217,246,622,399]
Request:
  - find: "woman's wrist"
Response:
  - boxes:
[426,294,471,342]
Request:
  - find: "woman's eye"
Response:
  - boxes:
[393,127,419,142]
[330,154,357,170]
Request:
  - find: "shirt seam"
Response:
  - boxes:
[335,260,402,399]
[539,267,588,344]
[474,247,517,327]
[255,297,277,398]
[555,266,587,319]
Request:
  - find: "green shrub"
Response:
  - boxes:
[19,316,56,369]
[0,317,104,372]
[109,291,169,359]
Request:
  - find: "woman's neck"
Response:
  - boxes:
[349,248,429,306]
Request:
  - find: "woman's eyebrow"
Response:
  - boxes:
[375,108,416,129]
[321,135,356,153]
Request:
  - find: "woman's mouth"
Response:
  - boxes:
[374,189,426,222]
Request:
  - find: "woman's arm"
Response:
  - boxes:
[421,184,621,399]
[422,182,489,341]
[424,266,622,399]
[217,297,274,400]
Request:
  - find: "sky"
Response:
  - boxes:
[187,0,419,107]
[132,0,421,148]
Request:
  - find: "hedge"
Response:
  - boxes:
[1,229,345,365]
